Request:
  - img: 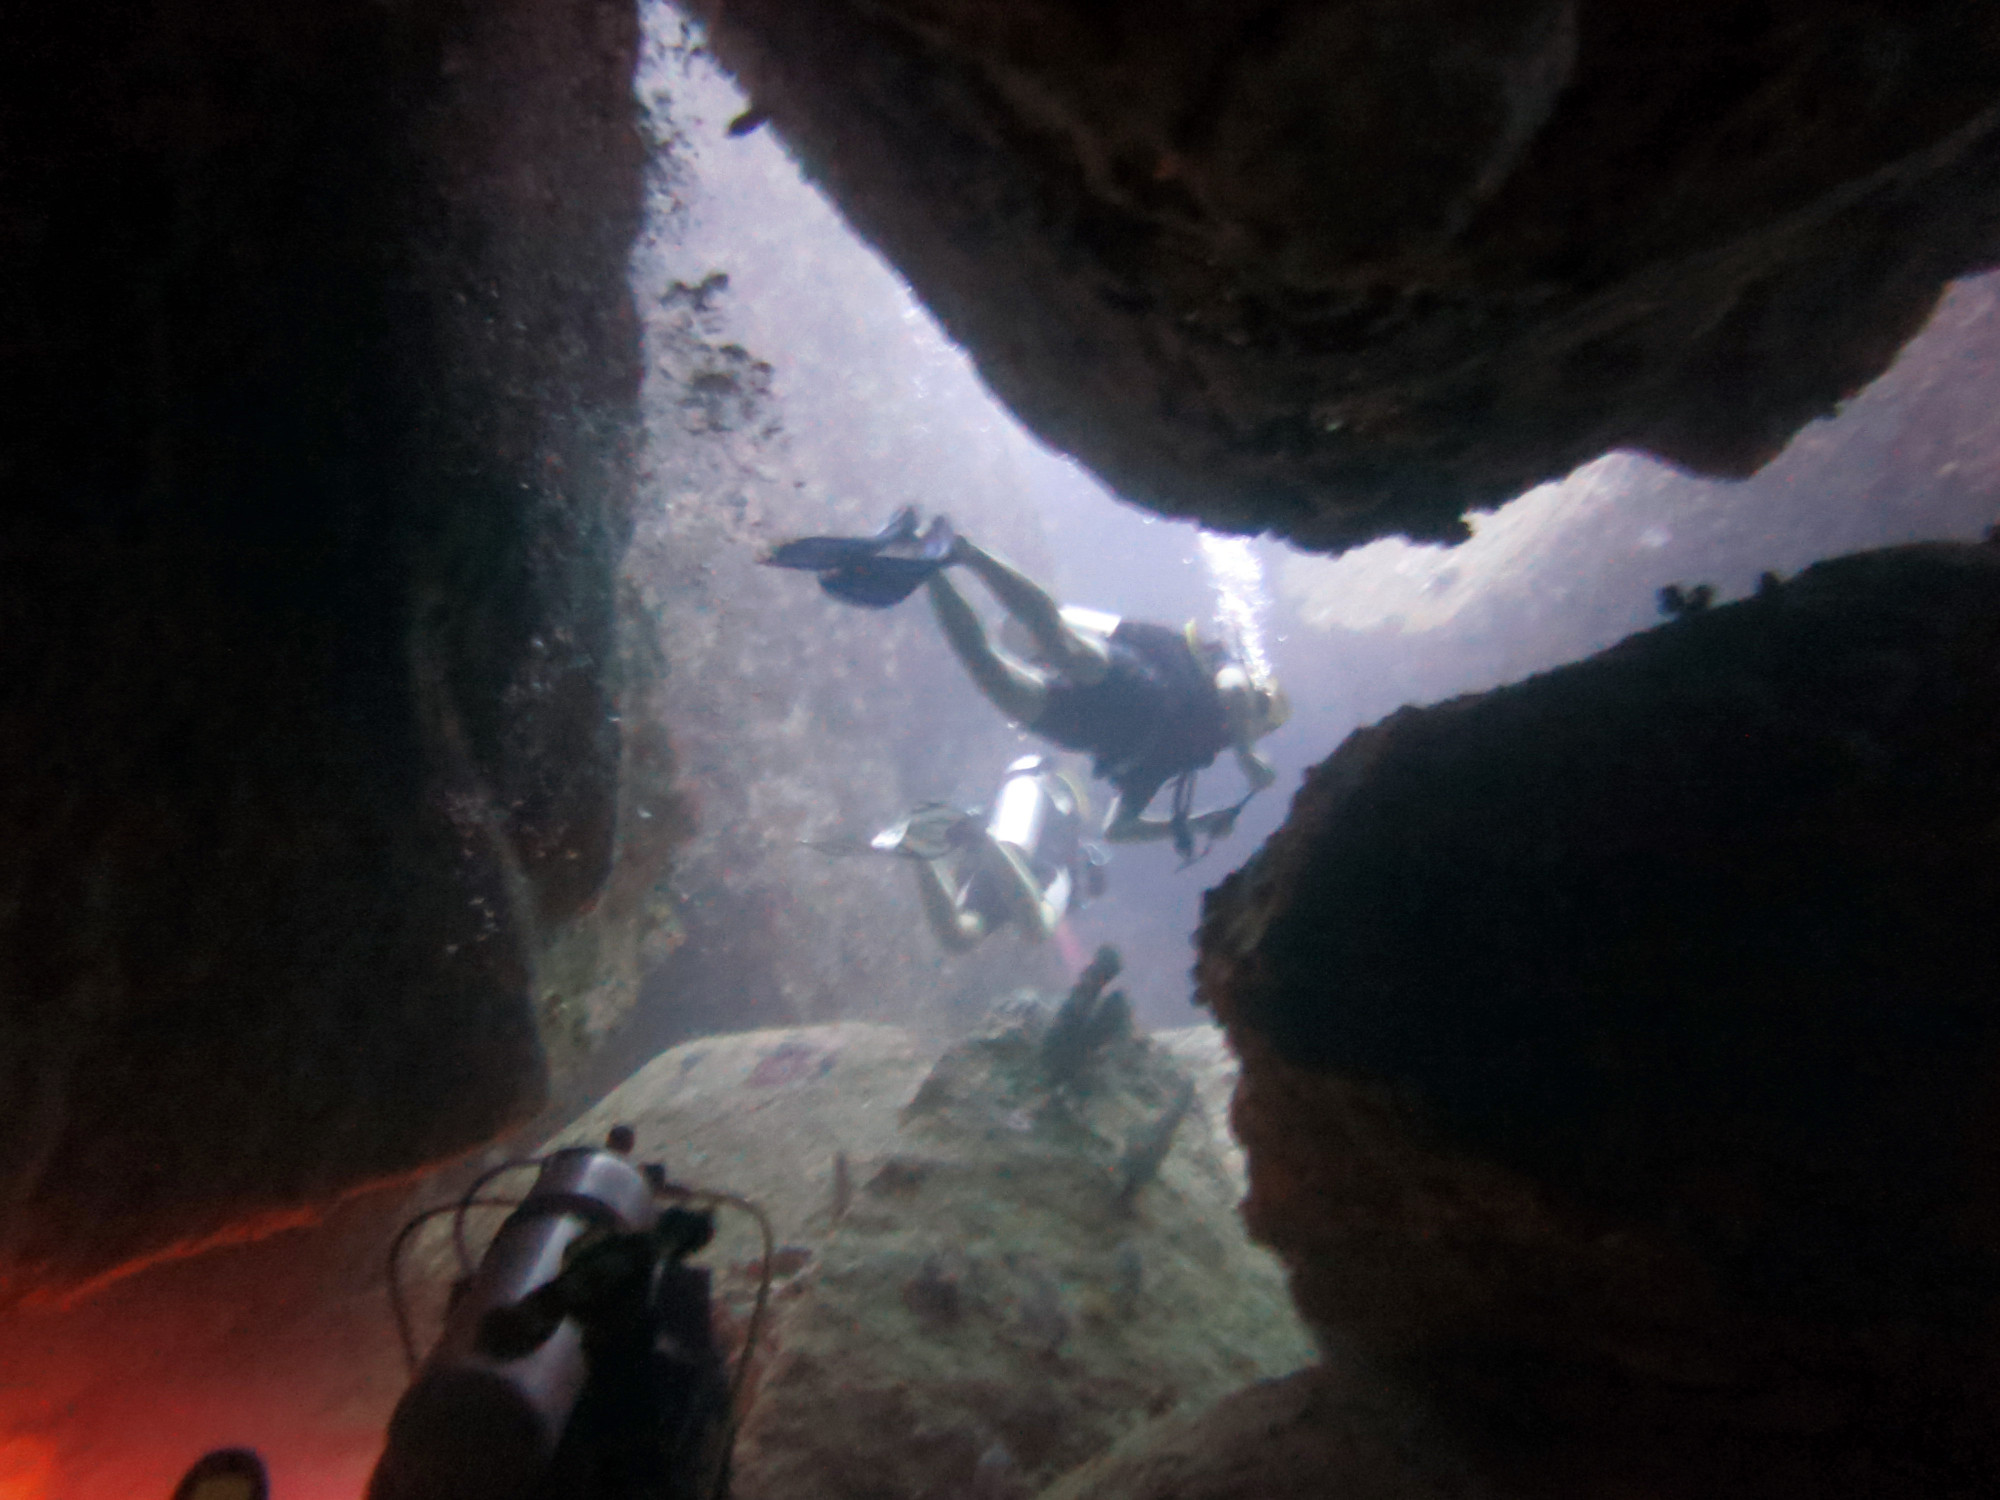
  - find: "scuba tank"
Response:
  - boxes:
[367,1142,732,1500]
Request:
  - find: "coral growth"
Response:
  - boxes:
[1041,947,1134,1091]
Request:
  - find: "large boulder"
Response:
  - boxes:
[1196,539,2000,1495]
[728,1008,1314,1500]
[544,1011,1313,1500]
[689,0,2000,547]
[1036,1366,1481,1500]
[0,0,646,1300]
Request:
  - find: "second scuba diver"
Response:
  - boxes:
[811,754,1109,952]
[766,509,1290,858]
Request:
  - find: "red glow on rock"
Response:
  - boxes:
[0,1436,55,1500]
[17,1205,331,1314]
[0,1178,437,1500]
[11,1160,452,1316]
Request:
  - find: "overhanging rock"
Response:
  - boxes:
[692,0,2000,548]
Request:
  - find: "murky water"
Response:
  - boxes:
[7,8,1999,1497]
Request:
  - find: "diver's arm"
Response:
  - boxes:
[1104,798,1243,845]
[1104,765,1268,846]
[1235,744,1278,793]
[909,857,988,952]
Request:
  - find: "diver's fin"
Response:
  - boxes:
[764,534,879,572]
[875,505,921,544]
[766,512,957,608]
[816,553,947,607]
[800,802,970,861]
[765,506,925,570]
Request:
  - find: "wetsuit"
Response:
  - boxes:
[1031,621,1233,817]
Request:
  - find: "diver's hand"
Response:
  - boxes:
[1236,745,1278,793]
[1193,805,1240,840]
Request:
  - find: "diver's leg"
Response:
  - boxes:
[986,840,1064,939]
[909,857,986,952]
[953,539,1110,684]
[926,571,1050,723]
[1101,776,1172,844]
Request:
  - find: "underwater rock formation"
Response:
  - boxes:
[1037,1365,1480,1500]
[1040,946,1132,1090]
[612,62,1074,1055]
[521,1024,939,1293]
[689,0,2000,548]
[1,0,646,1299]
[1150,1027,1253,1198]
[732,1003,1312,1500]
[1196,539,2000,1496]
[548,1013,1311,1500]
[530,583,694,1082]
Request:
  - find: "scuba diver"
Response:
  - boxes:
[171,1130,745,1500]
[766,509,1290,858]
[811,754,1109,952]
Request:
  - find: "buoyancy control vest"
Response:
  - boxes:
[1031,621,1233,811]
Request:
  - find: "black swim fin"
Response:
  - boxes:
[765,506,918,573]
[764,508,957,608]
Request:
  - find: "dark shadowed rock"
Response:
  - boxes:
[689,0,2000,548]
[1037,1366,1481,1500]
[1197,540,2000,1496]
[0,0,645,1299]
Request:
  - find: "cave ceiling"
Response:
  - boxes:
[693,0,2000,549]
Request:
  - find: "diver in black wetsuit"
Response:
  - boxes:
[766,510,1290,851]
[926,535,1288,848]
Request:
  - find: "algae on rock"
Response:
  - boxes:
[496,1007,1311,1500]
[725,1001,1314,1500]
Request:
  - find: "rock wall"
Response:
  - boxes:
[0,0,647,1300]
[617,268,1061,1051]
[1037,1366,1482,1500]
[689,0,2000,548]
[1195,540,2000,1495]
[593,39,1078,1071]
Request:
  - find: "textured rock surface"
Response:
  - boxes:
[583,1012,1316,1500]
[0,0,646,1299]
[1150,1024,1251,1198]
[617,267,1061,1049]
[1036,1366,1481,1500]
[578,38,1084,1068]
[1196,539,2000,1496]
[555,1023,937,1260]
[691,0,2000,547]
